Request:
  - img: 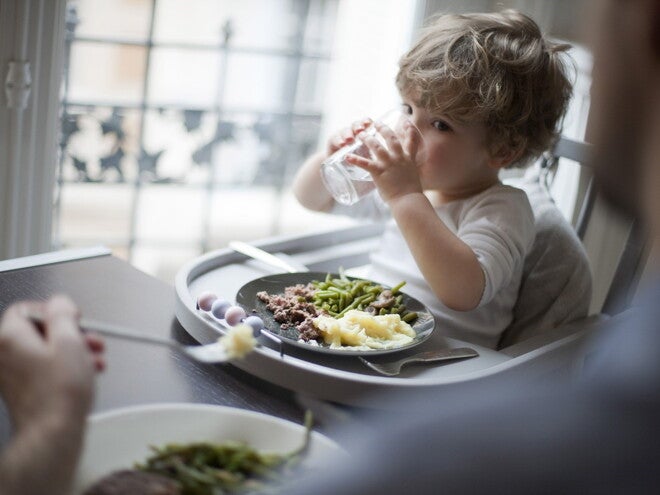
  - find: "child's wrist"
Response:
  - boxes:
[388,191,428,212]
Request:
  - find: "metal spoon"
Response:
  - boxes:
[359,347,479,376]
[28,312,232,364]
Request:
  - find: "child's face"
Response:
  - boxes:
[402,99,500,199]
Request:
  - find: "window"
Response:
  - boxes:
[54,0,352,281]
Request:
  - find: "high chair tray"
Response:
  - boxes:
[174,224,593,409]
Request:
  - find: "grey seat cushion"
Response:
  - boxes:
[498,169,593,349]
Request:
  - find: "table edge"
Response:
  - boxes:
[0,246,112,272]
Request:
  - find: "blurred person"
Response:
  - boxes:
[0,296,105,495]
[293,10,575,349]
[285,0,660,492]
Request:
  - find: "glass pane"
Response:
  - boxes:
[60,106,142,183]
[276,189,356,236]
[134,185,204,242]
[58,0,341,274]
[58,183,133,241]
[208,187,279,247]
[67,42,147,104]
[132,245,201,284]
[295,59,330,112]
[72,0,153,41]
[224,0,299,50]
[147,47,220,106]
[304,0,339,53]
[142,109,213,184]
[153,0,297,50]
[282,115,323,183]
[223,54,287,112]
[210,112,270,186]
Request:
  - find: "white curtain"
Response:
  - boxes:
[0,0,66,260]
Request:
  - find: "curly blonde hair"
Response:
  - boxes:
[396,9,574,167]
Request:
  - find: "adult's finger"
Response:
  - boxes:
[0,301,46,347]
[85,333,105,353]
[84,333,106,371]
[43,295,81,342]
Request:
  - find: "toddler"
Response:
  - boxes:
[292,10,573,348]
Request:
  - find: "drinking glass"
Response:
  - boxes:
[320,108,419,205]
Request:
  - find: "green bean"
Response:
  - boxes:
[135,412,314,494]
[310,273,417,324]
[390,281,406,294]
[402,311,418,323]
[315,290,335,299]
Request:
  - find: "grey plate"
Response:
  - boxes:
[235,272,435,356]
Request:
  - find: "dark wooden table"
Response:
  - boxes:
[0,251,305,445]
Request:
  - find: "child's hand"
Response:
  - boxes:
[346,120,423,203]
[325,118,372,156]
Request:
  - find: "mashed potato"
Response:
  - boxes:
[219,324,257,359]
[313,310,416,350]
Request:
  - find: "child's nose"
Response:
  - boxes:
[411,116,424,132]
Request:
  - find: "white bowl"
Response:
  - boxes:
[73,403,344,494]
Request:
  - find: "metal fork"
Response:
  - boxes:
[359,347,479,376]
[228,240,309,273]
[27,312,231,364]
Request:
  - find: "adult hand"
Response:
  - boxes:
[0,295,105,495]
[0,295,104,431]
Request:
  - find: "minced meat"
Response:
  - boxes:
[256,283,323,341]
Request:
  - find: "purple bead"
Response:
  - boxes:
[243,315,264,337]
[197,292,217,312]
[211,299,232,319]
[224,305,247,326]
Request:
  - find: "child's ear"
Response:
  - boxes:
[488,146,522,170]
[488,147,521,169]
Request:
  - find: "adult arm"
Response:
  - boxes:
[0,296,104,495]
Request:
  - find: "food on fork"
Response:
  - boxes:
[218,323,257,359]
